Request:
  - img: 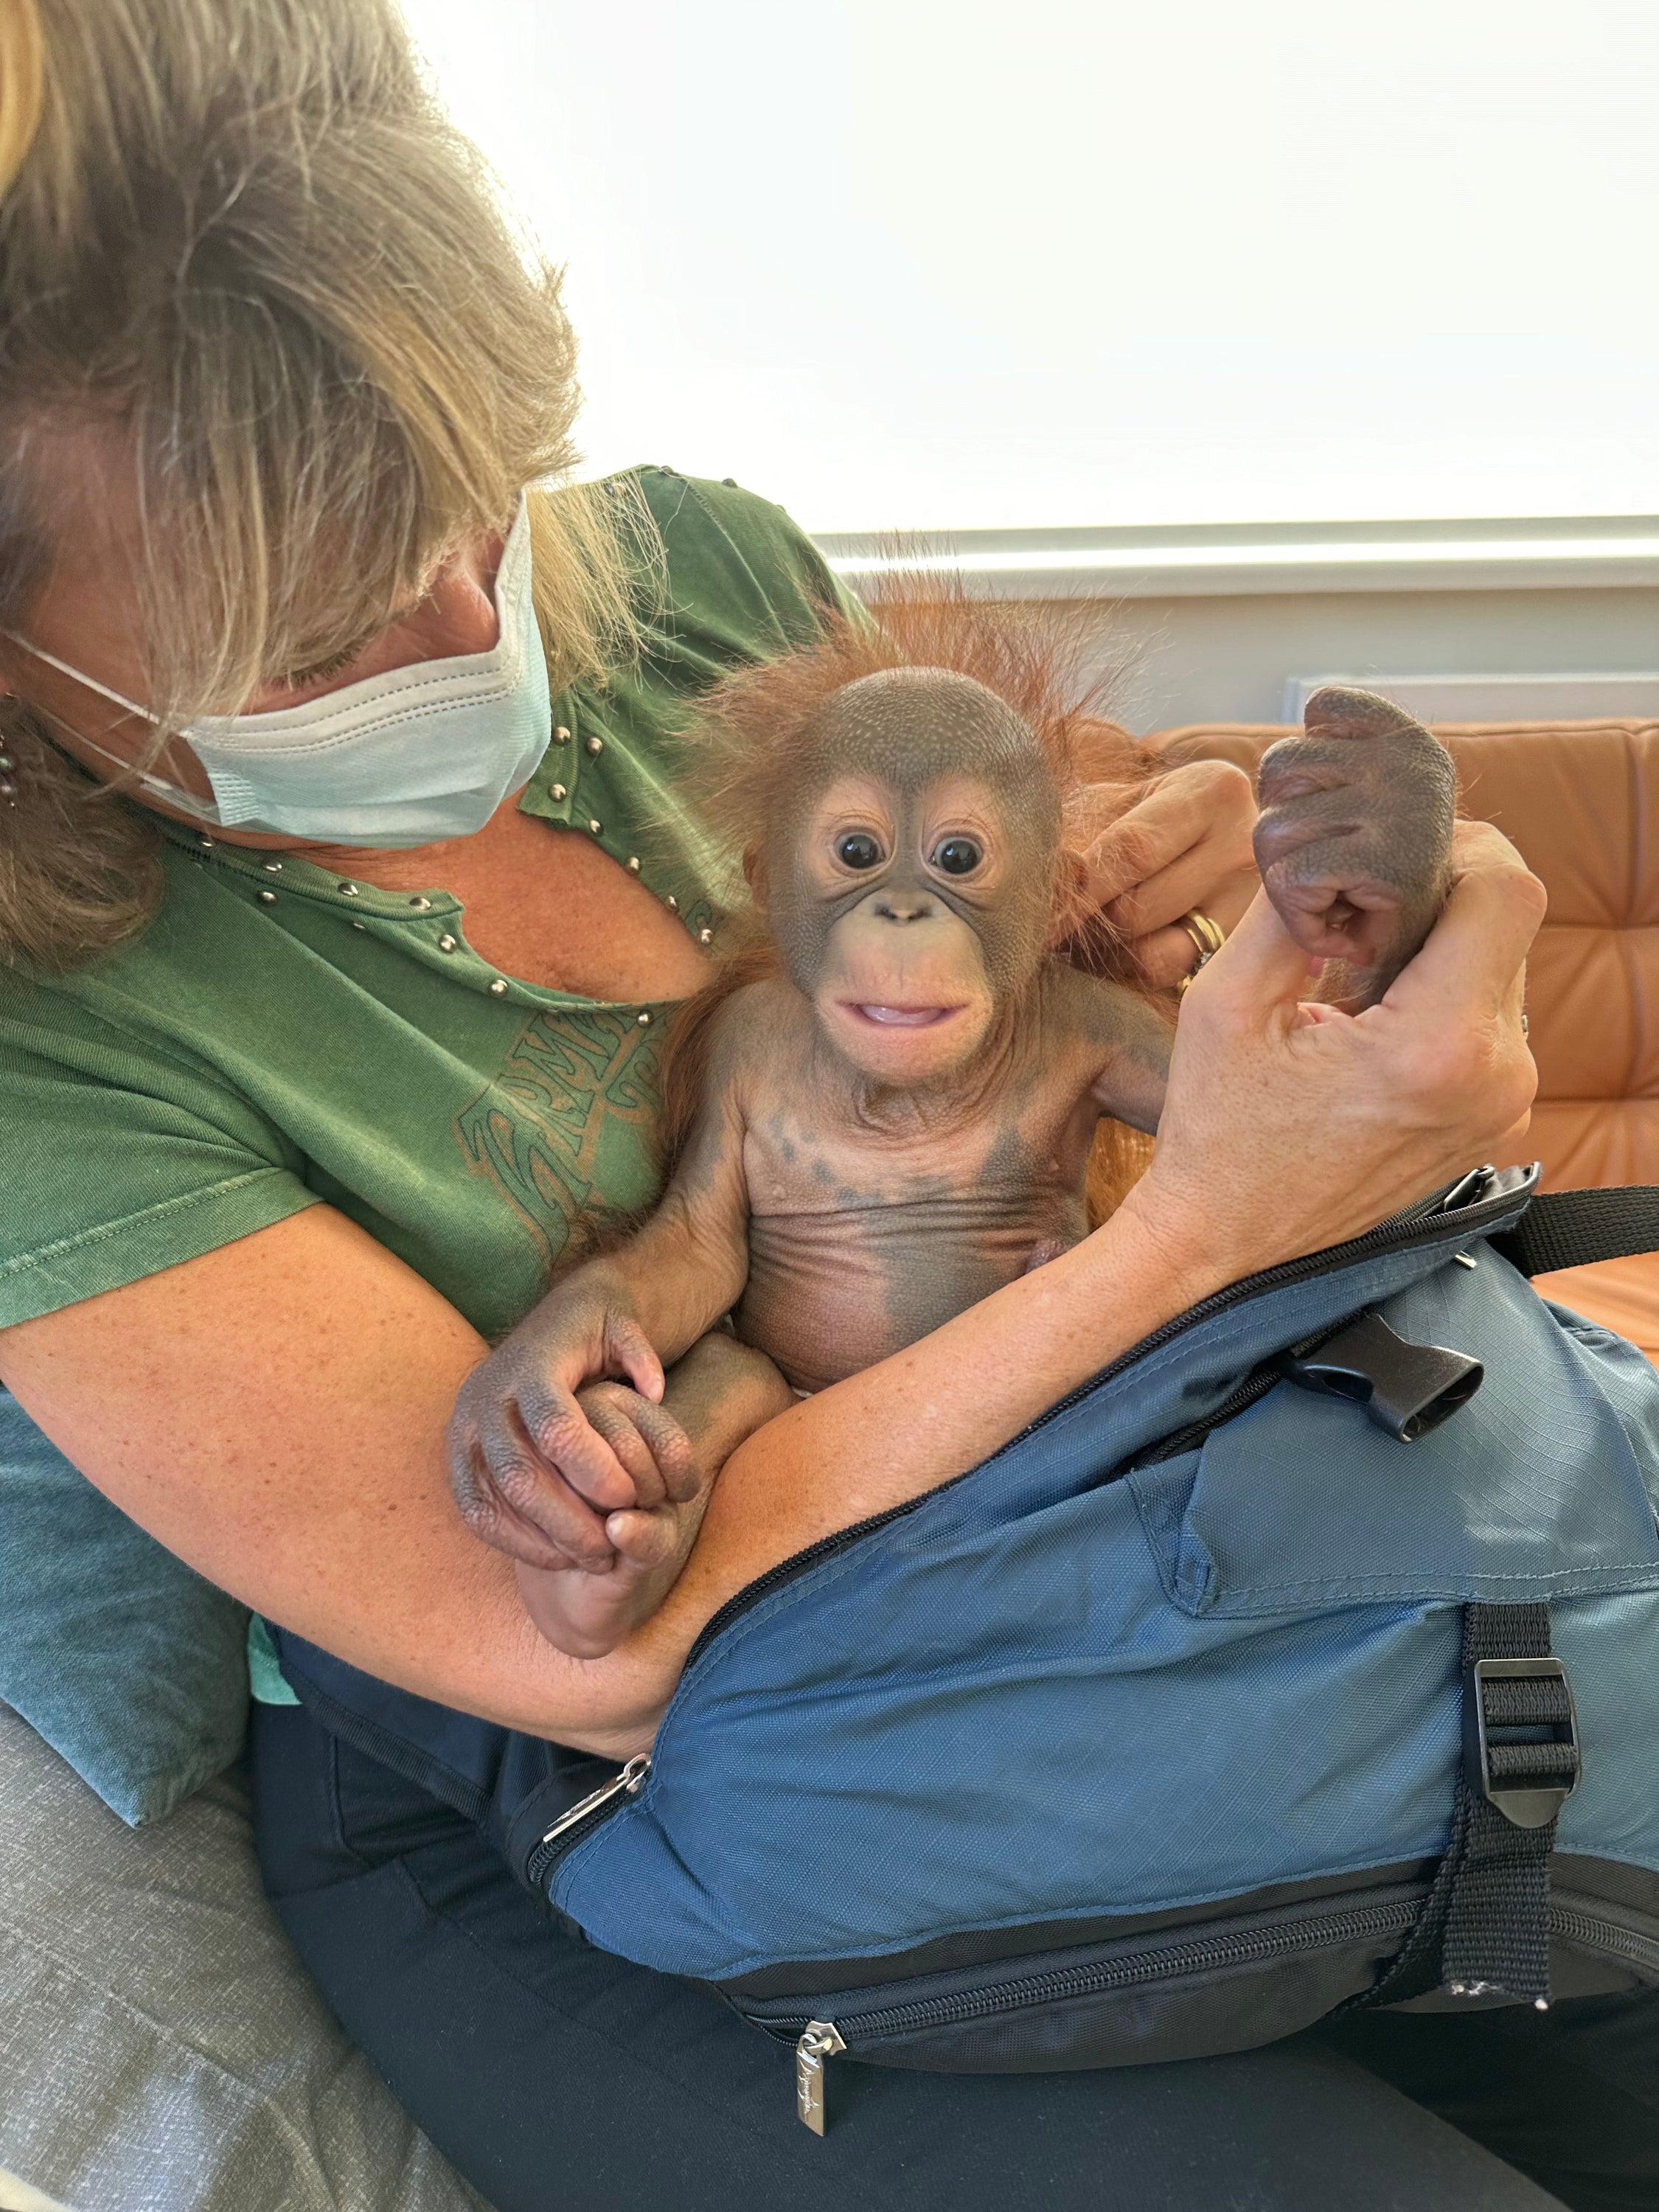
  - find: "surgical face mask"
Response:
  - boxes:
[6,495,552,849]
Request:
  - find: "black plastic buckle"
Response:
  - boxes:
[1278,1310,1484,1441]
[1464,1656,1582,1829]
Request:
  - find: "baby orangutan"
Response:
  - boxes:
[448,594,1455,1656]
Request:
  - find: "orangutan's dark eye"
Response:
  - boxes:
[933,835,983,876]
[836,831,883,869]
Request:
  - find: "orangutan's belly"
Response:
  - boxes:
[735,1190,1085,1394]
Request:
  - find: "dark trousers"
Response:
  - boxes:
[251,1700,1659,2212]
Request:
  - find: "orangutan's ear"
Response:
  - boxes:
[742,843,770,912]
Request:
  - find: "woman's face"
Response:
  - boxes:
[0,435,506,852]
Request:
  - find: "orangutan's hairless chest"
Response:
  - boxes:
[447,653,1455,1655]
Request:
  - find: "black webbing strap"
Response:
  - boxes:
[1439,1603,1576,2006]
[1345,1601,1580,2015]
[1490,1186,1659,1278]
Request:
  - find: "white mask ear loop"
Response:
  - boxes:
[0,630,161,723]
[0,630,216,815]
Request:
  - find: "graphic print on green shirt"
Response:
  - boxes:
[0,468,860,1340]
[453,1004,665,1275]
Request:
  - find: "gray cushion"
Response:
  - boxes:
[0,1701,494,2212]
[0,1390,249,1825]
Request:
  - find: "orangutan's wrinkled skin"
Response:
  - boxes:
[447,675,1455,1656]
[1255,686,1457,1010]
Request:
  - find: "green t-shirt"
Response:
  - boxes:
[0,468,854,1340]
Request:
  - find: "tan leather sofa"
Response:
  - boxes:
[1149,718,1659,1358]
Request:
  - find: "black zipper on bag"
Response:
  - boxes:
[771,1889,1659,2130]
[1127,1362,1288,1469]
[757,1891,1659,2086]
[755,1893,1427,2048]
[1548,1894,1659,1977]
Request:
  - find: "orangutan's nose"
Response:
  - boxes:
[872,890,937,925]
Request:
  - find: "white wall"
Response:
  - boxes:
[1085,585,1659,732]
[397,0,1659,535]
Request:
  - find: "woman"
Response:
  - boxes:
[0,4,1641,2210]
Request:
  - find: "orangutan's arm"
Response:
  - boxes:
[445,1073,754,1573]
[1075,971,1175,1136]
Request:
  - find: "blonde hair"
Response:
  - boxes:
[0,0,641,970]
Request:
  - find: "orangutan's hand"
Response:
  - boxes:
[1123,819,1544,1284]
[1079,759,1259,987]
[446,1279,695,1574]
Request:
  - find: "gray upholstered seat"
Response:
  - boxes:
[0,1703,492,2212]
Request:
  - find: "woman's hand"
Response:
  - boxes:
[1081,759,1259,987]
[1119,818,1545,1289]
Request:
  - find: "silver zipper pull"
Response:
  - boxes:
[538,1753,651,1848]
[795,2020,846,2135]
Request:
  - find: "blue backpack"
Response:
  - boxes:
[282,1167,1659,2135]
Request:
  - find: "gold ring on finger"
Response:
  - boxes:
[1175,908,1227,993]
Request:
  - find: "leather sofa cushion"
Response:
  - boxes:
[1532,1259,1659,1363]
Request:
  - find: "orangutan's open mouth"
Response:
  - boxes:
[846,1004,962,1029]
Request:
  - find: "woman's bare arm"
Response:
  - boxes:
[0,1182,1220,1756]
[0,1204,732,1754]
[0,824,1542,1758]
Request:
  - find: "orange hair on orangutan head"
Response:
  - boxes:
[681,571,1152,958]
